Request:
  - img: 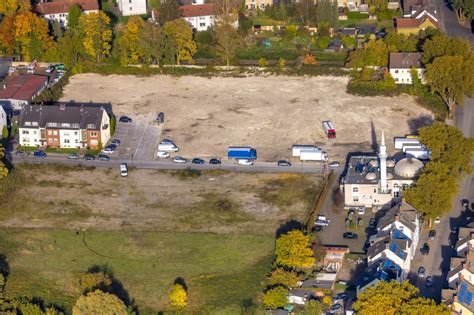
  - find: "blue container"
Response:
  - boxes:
[227,147,257,159]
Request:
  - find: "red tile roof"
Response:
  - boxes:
[180,4,215,18]
[35,0,99,15]
[395,16,439,28]
[0,75,48,101]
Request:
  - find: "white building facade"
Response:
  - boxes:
[35,0,99,28]
[118,0,147,16]
[389,52,425,85]
[0,106,7,135]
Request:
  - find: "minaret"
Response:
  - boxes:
[379,130,388,193]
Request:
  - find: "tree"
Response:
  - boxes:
[210,0,241,24]
[422,35,471,64]
[425,55,474,116]
[2,126,8,140]
[169,283,187,308]
[52,20,63,39]
[78,271,113,293]
[348,39,394,68]
[72,290,127,315]
[452,0,474,21]
[56,29,84,68]
[157,0,181,25]
[418,122,474,175]
[300,300,324,315]
[353,281,419,314]
[262,286,288,309]
[315,0,338,28]
[79,11,112,62]
[0,0,19,17]
[214,22,241,67]
[67,4,83,30]
[275,230,315,268]
[383,31,418,52]
[268,268,299,288]
[138,22,174,65]
[118,16,145,65]
[13,12,53,61]
[399,297,449,314]
[0,145,8,178]
[163,19,197,65]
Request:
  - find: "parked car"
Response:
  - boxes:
[120,163,128,177]
[161,139,173,144]
[277,160,291,166]
[329,304,342,313]
[110,139,121,146]
[209,158,221,165]
[462,199,469,208]
[357,207,366,215]
[156,112,164,124]
[418,266,425,277]
[237,159,253,166]
[15,150,29,157]
[333,293,347,303]
[368,218,377,229]
[314,225,323,232]
[157,151,170,159]
[173,156,187,164]
[425,276,433,287]
[451,227,459,234]
[119,116,132,123]
[420,243,430,255]
[192,158,205,164]
[102,146,116,154]
[343,232,358,239]
[67,153,79,160]
[315,215,330,226]
[33,150,47,158]
[429,230,436,240]
[329,161,340,168]
[97,154,110,161]
[83,154,95,161]
[434,217,441,224]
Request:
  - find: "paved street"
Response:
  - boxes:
[431,0,473,43]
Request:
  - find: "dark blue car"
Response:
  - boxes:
[33,150,47,158]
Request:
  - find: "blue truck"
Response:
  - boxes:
[227,147,257,159]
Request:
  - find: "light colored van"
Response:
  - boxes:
[237,159,253,166]
[157,143,179,152]
[120,163,128,177]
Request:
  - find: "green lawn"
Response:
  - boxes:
[0,229,274,314]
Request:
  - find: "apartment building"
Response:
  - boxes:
[34,0,99,27]
[117,0,147,16]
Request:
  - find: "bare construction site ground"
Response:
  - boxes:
[62,74,433,161]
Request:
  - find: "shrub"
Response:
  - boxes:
[317,36,331,49]
[263,286,288,309]
[302,54,318,65]
[258,57,269,67]
[277,57,286,69]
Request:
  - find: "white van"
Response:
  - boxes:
[120,163,128,177]
[237,159,253,166]
[157,143,179,152]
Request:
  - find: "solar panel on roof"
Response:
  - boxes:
[383,259,392,269]
[390,243,397,252]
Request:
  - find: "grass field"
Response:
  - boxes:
[0,229,274,314]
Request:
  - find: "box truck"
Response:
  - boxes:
[402,143,423,152]
[300,149,328,162]
[227,147,257,159]
[292,145,317,157]
[157,143,179,152]
[322,121,336,139]
[405,148,431,160]
[394,137,420,150]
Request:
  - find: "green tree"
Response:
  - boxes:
[275,230,315,268]
[422,35,471,64]
[353,281,419,315]
[78,271,113,293]
[214,22,241,67]
[72,290,127,315]
[118,16,145,65]
[79,11,112,62]
[383,31,418,52]
[169,283,187,308]
[299,300,324,315]
[425,55,474,116]
[2,126,8,140]
[268,268,299,288]
[452,0,474,21]
[399,297,450,314]
[0,144,8,178]
[157,0,181,25]
[163,19,197,65]
[315,0,338,28]
[262,286,288,309]
[67,4,83,30]
[52,20,63,39]
[56,29,84,68]
[348,39,394,67]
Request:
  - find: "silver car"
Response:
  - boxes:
[173,156,187,164]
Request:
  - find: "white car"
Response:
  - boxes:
[237,159,253,166]
[434,217,441,224]
[173,156,187,164]
[101,147,115,154]
[157,151,170,159]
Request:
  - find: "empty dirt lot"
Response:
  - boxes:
[62,74,433,161]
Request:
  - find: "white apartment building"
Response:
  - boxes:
[0,106,7,135]
[118,0,147,16]
[180,4,215,31]
[34,0,99,28]
[389,52,425,84]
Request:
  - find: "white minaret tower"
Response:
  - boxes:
[379,130,388,193]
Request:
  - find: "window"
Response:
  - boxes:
[353,187,359,193]
[90,139,98,145]
[54,138,58,142]
[394,70,398,73]
[47,130,52,135]
[53,130,58,136]
[129,6,133,11]
[87,124,95,129]
[25,121,31,126]
[90,132,97,137]
[200,22,205,27]
[75,139,79,143]
[21,130,29,135]
[353,196,359,202]
[47,122,57,127]
[74,131,78,136]
[22,138,29,143]
[72,123,79,128]
[48,139,52,143]
[62,123,71,128]
[32,122,38,126]
[64,132,69,136]
[64,139,70,143]
[33,130,37,134]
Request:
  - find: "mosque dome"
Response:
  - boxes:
[365,172,377,180]
[386,172,393,179]
[394,158,424,178]
[369,159,379,167]
[386,159,395,168]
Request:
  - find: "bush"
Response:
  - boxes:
[317,36,331,49]
[277,57,286,69]
[258,57,269,67]
[346,11,369,19]
[303,54,318,65]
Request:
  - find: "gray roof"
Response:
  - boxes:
[342,155,410,185]
[19,102,112,130]
[288,289,317,299]
[389,52,424,69]
[367,236,390,260]
[447,263,463,288]
[377,201,418,233]
[301,278,335,289]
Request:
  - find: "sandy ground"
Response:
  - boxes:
[2,165,320,235]
[62,74,433,161]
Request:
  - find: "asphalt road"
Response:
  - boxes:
[408,3,474,299]
[10,154,332,174]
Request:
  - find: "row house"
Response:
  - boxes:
[19,103,111,150]
[180,4,216,32]
[0,74,48,110]
[117,0,147,16]
[357,201,420,294]
[34,0,99,28]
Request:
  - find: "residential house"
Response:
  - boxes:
[180,4,215,31]
[118,0,147,16]
[395,16,439,35]
[389,52,424,84]
[245,0,273,10]
[325,39,344,53]
[357,262,400,294]
[387,0,400,10]
[402,0,425,16]
[18,103,111,149]
[34,0,99,28]
[300,273,337,290]
[287,290,317,305]
[0,74,48,110]
[322,246,349,272]
[443,241,474,315]
[340,27,357,37]
[410,6,438,22]
[456,224,474,257]
[0,106,7,135]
